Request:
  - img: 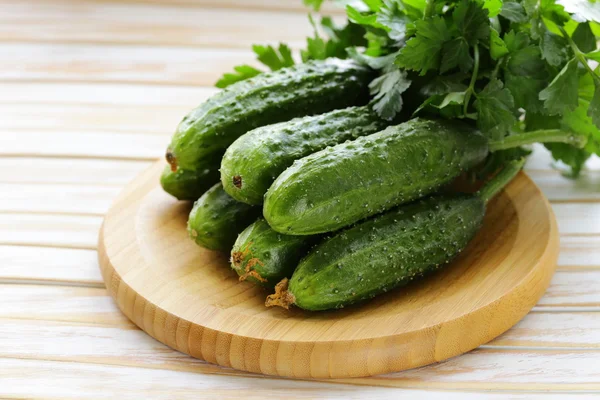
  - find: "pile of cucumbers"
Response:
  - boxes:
[161,58,558,311]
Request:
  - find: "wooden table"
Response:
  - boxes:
[1,1,599,398]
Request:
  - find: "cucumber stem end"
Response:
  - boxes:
[265,278,295,309]
[166,149,178,172]
[239,258,267,283]
[477,158,526,204]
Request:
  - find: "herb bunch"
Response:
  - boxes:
[218,0,600,176]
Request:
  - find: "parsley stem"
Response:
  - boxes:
[477,158,525,205]
[424,0,435,18]
[463,45,480,116]
[559,26,600,85]
[488,129,588,151]
[490,56,504,81]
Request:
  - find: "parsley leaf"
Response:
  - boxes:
[216,43,295,88]
[504,30,530,52]
[545,143,590,177]
[369,68,412,120]
[252,44,295,71]
[572,22,597,53]
[507,45,547,77]
[586,50,600,62]
[346,5,383,28]
[474,79,516,135]
[540,29,569,67]
[302,16,366,61]
[490,28,509,60]
[483,0,503,17]
[303,0,325,11]
[215,65,262,89]
[453,0,490,45]
[500,1,528,23]
[441,38,473,73]
[589,83,600,129]
[539,58,580,115]
[377,0,409,41]
[503,41,548,114]
[396,16,451,74]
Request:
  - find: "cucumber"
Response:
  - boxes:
[160,165,219,201]
[220,106,390,205]
[264,118,488,235]
[231,219,316,287]
[187,183,261,251]
[166,59,373,172]
[265,159,525,311]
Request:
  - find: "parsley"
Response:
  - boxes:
[215,65,262,89]
[253,44,295,71]
[489,28,509,60]
[222,0,600,177]
[474,79,516,135]
[303,0,325,11]
[539,58,580,115]
[216,44,293,88]
[396,16,451,74]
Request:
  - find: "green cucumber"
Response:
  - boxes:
[220,105,391,205]
[231,219,316,287]
[265,159,525,311]
[188,183,260,251]
[166,59,373,172]
[264,118,487,235]
[160,165,219,201]
[264,118,587,235]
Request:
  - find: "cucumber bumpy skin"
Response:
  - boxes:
[266,194,485,311]
[160,164,220,201]
[265,159,525,311]
[187,183,261,251]
[220,106,390,205]
[166,58,373,172]
[231,219,317,288]
[263,118,489,235]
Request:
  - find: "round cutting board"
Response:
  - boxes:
[98,161,559,379]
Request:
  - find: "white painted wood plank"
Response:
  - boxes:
[0,285,127,325]
[0,213,102,249]
[0,246,102,286]
[0,130,165,159]
[367,349,600,389]
[559,236,600,268]
[0,158,151,185]
[492,311,600,348]
[527,170,600,202]
[0,321,599,393]
[27,0,346,14]
[0,0,317,49]
[3,358,571,400]
[0,82,218,106]
[0,43,253,86]
[0,103,187,134]
[0,183,119,215]
[537,271,600,307]
[553,203,600,235]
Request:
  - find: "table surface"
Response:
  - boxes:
[1,1,599,398]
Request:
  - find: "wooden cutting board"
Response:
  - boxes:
[98,160,559,379]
